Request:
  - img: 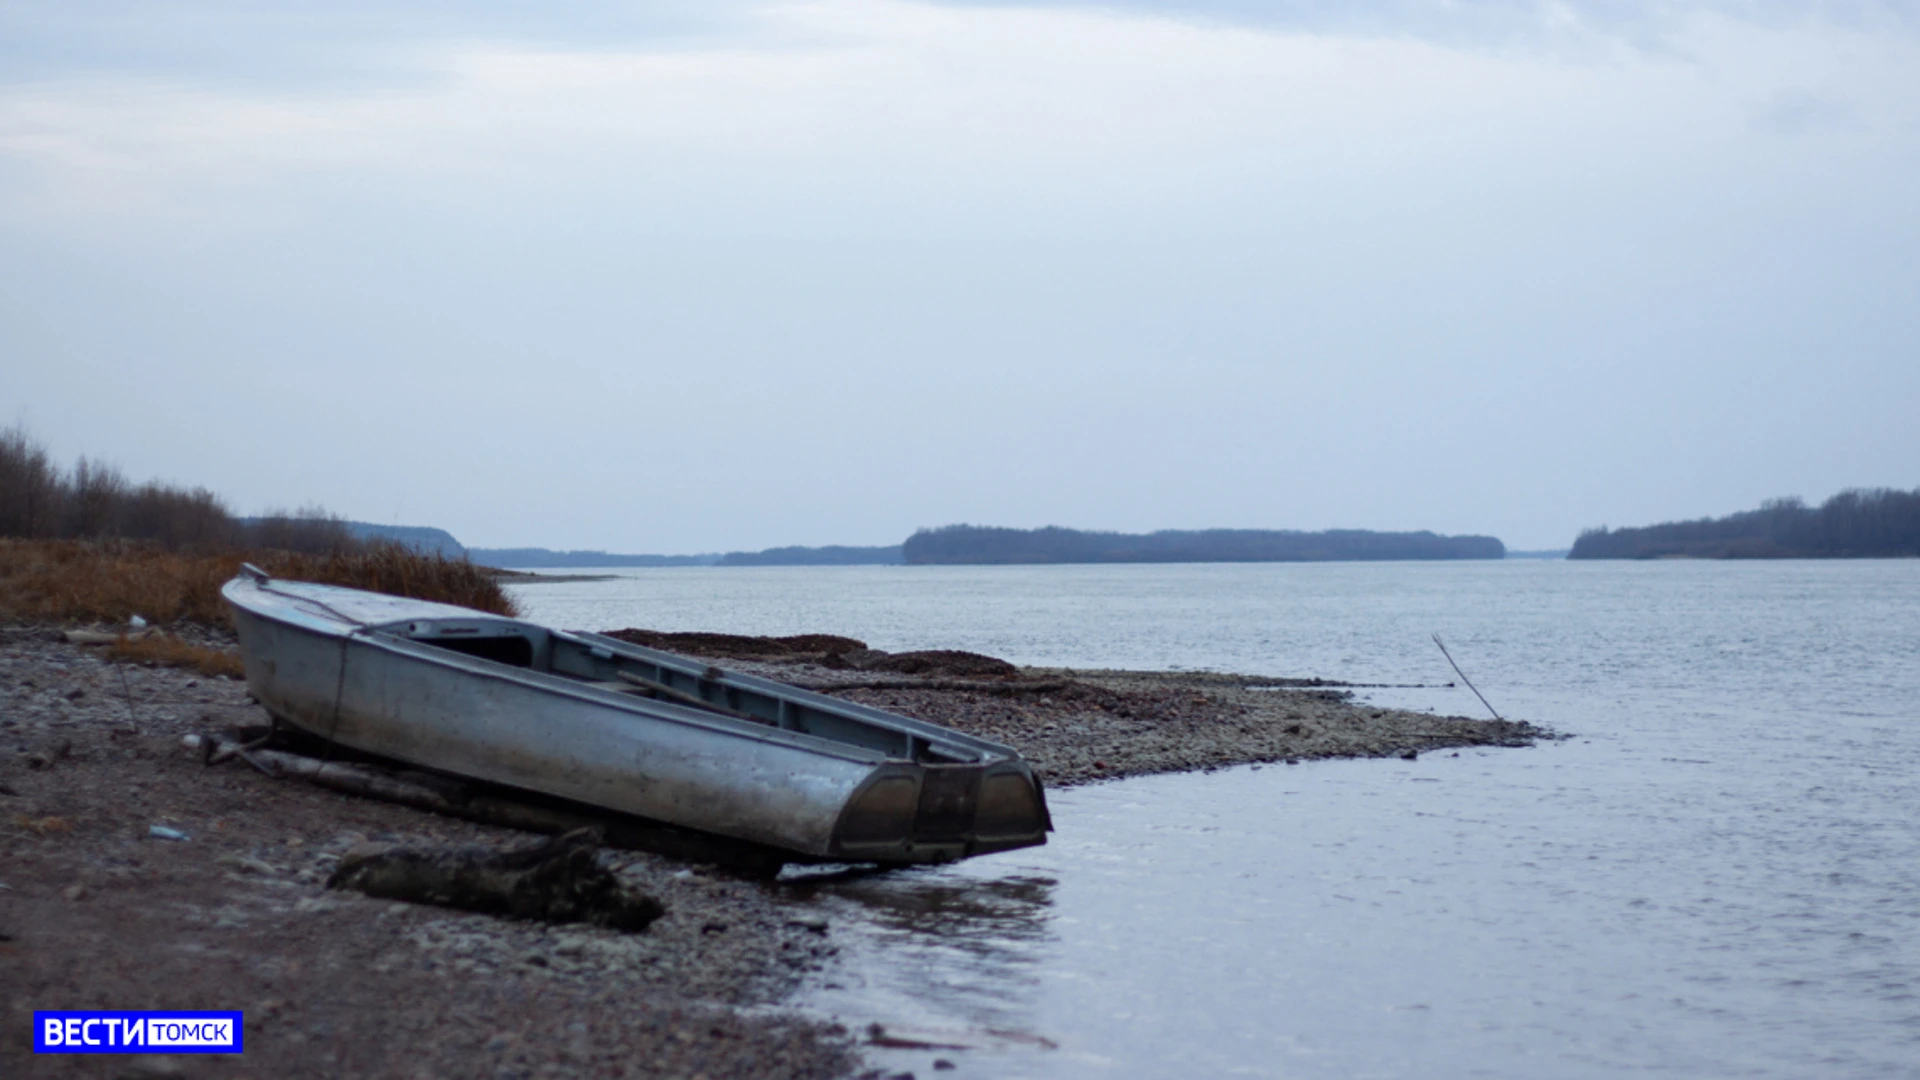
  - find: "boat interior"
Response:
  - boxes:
[378,616,995,766]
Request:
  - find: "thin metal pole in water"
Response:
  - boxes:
[1432,633,1502,721]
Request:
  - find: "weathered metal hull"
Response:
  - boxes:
[222,575,1049,865]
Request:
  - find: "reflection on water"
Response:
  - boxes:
[785,869,1059,1057]
[801,743,1920,1079]
[793,872,1057,952]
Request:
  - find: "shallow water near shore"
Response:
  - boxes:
[508,560,1920,1078]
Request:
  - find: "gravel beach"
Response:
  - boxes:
[617,631,1548,789]
[0,630,854,1080]
[3,626,1546,1078]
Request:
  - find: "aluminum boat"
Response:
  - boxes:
[222,568,1051,865]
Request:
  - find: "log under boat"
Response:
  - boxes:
[222,568,1051,865]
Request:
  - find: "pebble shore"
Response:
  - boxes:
[713,654,1546,790]
[0,629,854,1080]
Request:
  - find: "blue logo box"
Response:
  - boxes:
[35,1011,244,1054]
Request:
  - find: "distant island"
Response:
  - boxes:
[902,525,1505,564]
[466,544,906,569]
[716,545,904,566]
[1570,488,1920,559]
[465,547,721,568]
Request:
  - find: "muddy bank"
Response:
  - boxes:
[608,631,1549,788]
[0,629,854,1080]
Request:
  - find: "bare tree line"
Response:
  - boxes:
[0,425,353,554]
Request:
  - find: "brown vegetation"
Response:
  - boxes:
[305,541,518,616]
[606,629,870,660]
[105,632,248,678]
[602,630,1019,677]
[0,539,517,629]
[0,424,515,640]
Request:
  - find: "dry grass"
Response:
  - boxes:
[108,634,247,679]
[296,542,518,618]
[0,538,517,629]
[9,815,74,836]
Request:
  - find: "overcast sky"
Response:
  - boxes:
[3,1,1915,552]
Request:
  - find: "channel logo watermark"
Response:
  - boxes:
[34,1011,244,1054]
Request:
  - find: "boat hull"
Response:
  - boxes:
[224,576,1050,864]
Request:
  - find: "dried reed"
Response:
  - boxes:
[0,538,517,629]
[107,634,247,679]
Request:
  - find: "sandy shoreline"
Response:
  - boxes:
[2,628,1548,1078]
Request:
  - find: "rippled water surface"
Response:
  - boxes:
[508,561,1920,1078]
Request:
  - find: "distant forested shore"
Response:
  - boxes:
[465,548,720,568]
[1570,488,1920,559]
[466,544,906,568]
[716,545,903,566]
[903,525,1505,564]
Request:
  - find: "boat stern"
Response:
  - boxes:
[828,761,1052,864]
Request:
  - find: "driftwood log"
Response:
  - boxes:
[62,629,153,646]
[327,828,665,931]
[184,731,790,878]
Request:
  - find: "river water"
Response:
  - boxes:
[506,561,1920,1078]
